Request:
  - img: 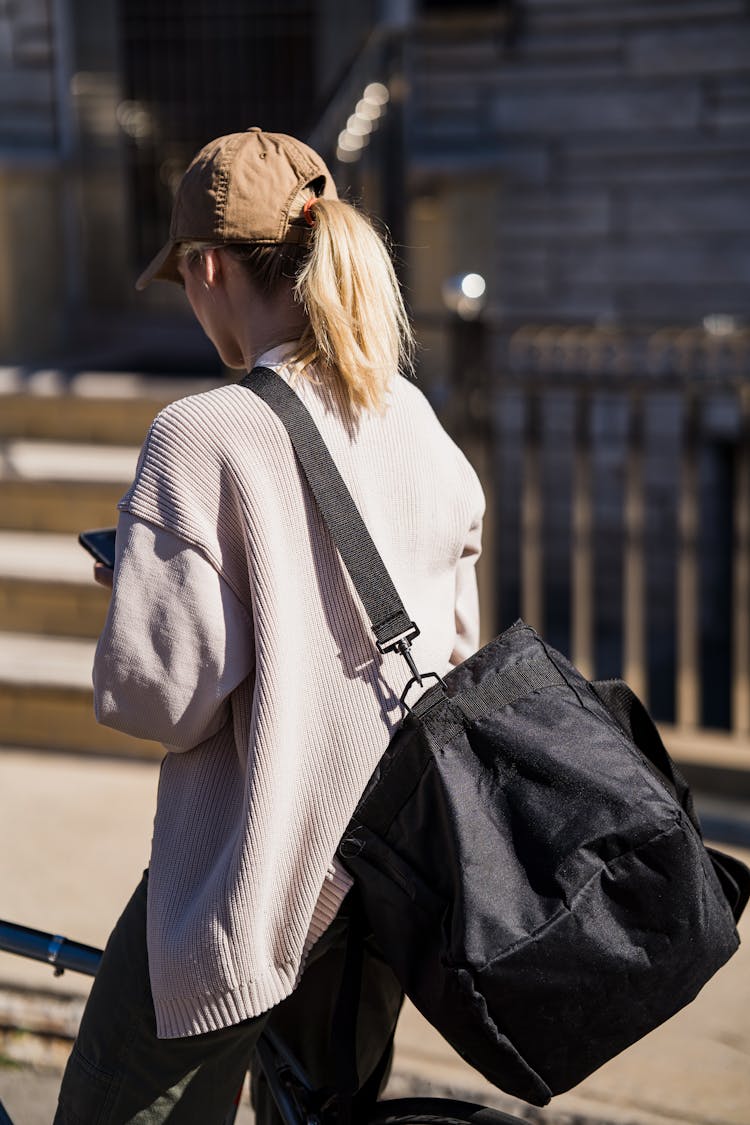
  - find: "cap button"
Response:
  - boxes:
[247,126,262,133]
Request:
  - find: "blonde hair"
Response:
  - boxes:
[181,197,415,414]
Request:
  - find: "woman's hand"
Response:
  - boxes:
[93,563,114,589]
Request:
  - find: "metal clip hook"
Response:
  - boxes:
[394,638,423,686]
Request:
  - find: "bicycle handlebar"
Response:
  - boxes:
[0,919,102,977]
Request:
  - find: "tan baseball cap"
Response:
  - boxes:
[135,127,338,290]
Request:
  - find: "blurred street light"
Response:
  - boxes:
[441,272,487,320]
[335,81,391,164]
[703,314,739,337]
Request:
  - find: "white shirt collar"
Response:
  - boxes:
[254,341,302,371]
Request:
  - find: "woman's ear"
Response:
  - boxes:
[202,248,223,288]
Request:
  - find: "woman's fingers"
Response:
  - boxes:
[94,562,115,589]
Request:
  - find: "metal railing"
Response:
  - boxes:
[433,322,750,739]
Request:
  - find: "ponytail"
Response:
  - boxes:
[293,197,415,413]
[211,198,414,414]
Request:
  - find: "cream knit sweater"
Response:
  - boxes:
[93,345,485,1039]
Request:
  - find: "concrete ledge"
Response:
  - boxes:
[1,440,138,483]
[661,724,750,799]
[0,532,108,637]
[0,579,108,637]
[0,683,162,759]
[0,439,136,532]
[0,634,157,758]
[0,480,124,533]
[0,372,223,445]
[0,531,93,583]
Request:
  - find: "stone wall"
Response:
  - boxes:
[0,0,57,151]
[0,0,134,363]
[0,1,63,358]
[407,0,750,326]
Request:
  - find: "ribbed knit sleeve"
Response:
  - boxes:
[450,508,484,667]
[118,399,253,609]
[94,514,253,751]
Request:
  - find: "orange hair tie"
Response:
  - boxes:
[302,197,318,227]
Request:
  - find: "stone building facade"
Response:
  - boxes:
[400,0,750,362]
[2,0,748,365]
[0,0,319,368]
[0,0,127,361]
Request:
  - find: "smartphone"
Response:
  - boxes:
[78,527,117,569]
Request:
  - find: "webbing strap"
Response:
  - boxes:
[413,654,565,722]
[240,367,416,650]
[461,657,566,718]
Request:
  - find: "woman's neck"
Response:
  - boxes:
[238,302,307,371]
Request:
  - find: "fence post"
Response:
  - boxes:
[677,390,701,730]
[733,383,750,737]
[623,391,647,701]
[571,391,594,679]
[521,390,543,632]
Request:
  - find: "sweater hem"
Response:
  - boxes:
[301,860,354,957]
[154,864,355,1040]
[154,961,299,1039]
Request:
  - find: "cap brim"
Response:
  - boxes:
[135,240,182,291]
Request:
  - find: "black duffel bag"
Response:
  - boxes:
[244,367,749,1107]
[338,622,749,1103]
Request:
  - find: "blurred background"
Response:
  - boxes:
[1,3,750,1120]
[1,0,749,750]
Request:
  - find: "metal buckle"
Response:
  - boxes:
[376,623,423,685]
[400,671,447,714]
[375,622,420,655]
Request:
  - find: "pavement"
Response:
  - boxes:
[0,747,749,1125]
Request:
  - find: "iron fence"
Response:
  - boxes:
[429,321,750,739]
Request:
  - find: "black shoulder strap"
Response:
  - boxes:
[239,366,419,656]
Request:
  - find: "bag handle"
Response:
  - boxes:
[591,678,750,922]
[591,679,697,824]
[240,366,423,678]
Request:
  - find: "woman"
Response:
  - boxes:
[55,127,485,1123]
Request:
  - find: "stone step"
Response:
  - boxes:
[0,368,221,445]
[0,440,138,532]
[0,391,159,447]
[0,632,162,758]
[0,480,125,533]
[0,532,109,637]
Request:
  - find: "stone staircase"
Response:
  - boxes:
[2,366,748,795]
[0,370,221,758]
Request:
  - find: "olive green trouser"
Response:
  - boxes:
[54,871,403,1124]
